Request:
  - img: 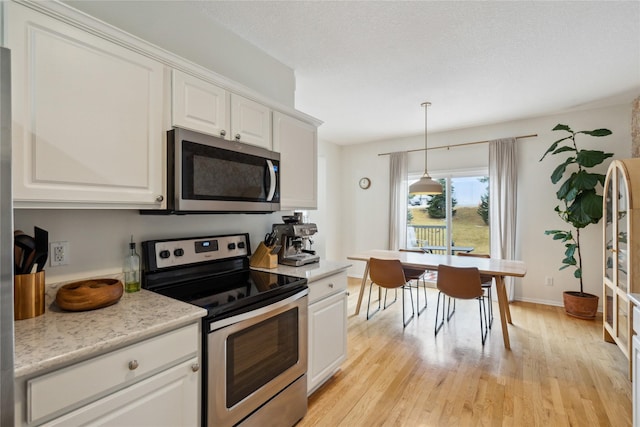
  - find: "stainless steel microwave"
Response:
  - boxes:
[144,127,280,214]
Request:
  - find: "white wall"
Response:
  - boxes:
[60,0,296,107]
[335,103,634,307]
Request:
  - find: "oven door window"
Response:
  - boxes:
[226,307,298,407]
[182,141,279,202]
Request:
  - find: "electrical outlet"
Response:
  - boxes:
[50,242,69,266]
[545,276,553,286]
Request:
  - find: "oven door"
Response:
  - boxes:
[171,127,280,212]
[207,290,307,427]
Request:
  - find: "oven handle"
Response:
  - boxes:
[209,288,308,332]
[265,159,276,202]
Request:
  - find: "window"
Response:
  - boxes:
[407,173,490,255]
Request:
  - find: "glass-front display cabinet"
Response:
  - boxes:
[603,158,640,376]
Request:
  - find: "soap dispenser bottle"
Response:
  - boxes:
[124,236,141,293]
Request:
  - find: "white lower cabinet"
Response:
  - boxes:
[307,271,348,395]
[633,305,640,427]
[40,357,199,427]
[16,323,201,426]
[634,335,640,427]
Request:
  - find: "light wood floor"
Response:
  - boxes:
[299,278,632,426]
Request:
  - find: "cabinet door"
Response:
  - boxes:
[8,3,165,208]
[308,291,347,394]
[635,335,640,427]
[172,70,230,139]
[616,168,630,293]
[230,94,272,149]
[41,357,200,427]
[604,174,615,336]
[273,112,318,209]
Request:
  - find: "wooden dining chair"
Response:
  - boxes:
[456,252,493,328]
[435,264,489,345]
[367,258,415,327]
[399,248,429,315]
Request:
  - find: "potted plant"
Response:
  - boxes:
[539,124,613,319]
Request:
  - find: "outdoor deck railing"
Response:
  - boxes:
[409,225,448,253]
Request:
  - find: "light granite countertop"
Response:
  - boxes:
[252,259,351,283]
[14,278,206,378]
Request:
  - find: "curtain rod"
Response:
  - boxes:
[378,133,538,156]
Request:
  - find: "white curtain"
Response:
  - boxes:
[388,152,408,250]
[489,138,517,301]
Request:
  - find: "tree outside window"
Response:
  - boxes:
[407,175,490,254]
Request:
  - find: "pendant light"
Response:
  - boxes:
[409,101,443,195]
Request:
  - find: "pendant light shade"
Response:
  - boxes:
[410,101,442,195]
[410,174,443,194]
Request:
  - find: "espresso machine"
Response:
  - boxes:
[272,219,319,266]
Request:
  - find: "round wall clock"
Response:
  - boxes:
[359,177,371,189]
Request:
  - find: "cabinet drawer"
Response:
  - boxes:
[40,357,199,427]
[308,272,347,304]
[28,323,198,423]
[634,307,640,334]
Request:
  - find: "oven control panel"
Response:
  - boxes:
[143,233,250,270]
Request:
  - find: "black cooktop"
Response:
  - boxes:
[150,268,306,319]
[141,233,308,320]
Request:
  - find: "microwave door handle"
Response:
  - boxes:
[266,159,276,201]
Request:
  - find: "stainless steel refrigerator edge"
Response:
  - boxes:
[0,46,14,426]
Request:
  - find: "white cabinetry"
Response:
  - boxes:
[230,93,272,150]
[16,323,200,426]
[8,2,166,208]
[172,70,272,150]
[603,159,640,375]
[634,308,640,427]
[273,112,318,210]
[307,271,348,394]
[40,358,199,427]
[172,70,229,139]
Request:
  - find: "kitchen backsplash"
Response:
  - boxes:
[14,209,319,284]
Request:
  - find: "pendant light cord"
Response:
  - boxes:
[421,101,431,176]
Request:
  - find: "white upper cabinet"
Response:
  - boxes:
[230,93,272,150]
[173,71,272,150]
[273,112,318,209]
[8,2,166,208]
[172,70,230,139]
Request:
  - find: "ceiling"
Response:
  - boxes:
[64,1,640,145]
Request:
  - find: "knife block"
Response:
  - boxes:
[14,271,45,320]
[250,242,278,269]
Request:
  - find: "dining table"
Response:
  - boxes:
[347,249,527,349]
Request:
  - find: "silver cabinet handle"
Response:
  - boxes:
[220,129,226,137]
[128,360,139,370]
[155,195,164,203]
[191,363,200,373]
[234,134,241,141]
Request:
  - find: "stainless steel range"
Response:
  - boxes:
[142,233,308,427]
